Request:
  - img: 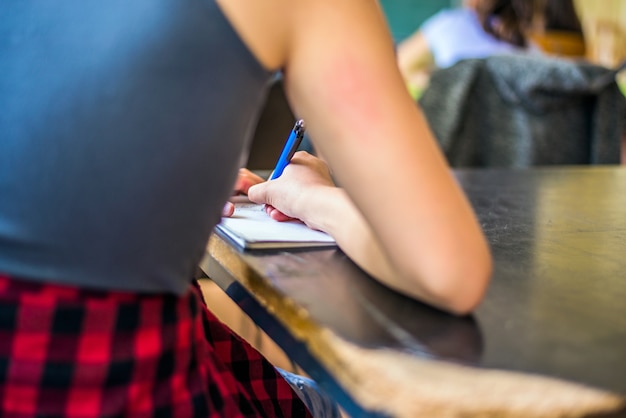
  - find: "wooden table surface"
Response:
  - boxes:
[200,166,626,418]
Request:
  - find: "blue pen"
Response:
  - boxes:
[269,119,306,180]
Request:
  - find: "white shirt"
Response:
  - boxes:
[421,8,521,68]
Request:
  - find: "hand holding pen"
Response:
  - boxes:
[241,120,336,223]
[269,119,306,180]
[223,120,306,217]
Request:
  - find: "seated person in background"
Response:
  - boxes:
[397,0,536,95]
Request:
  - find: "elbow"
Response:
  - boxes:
[443,265,492,316]
[436,247,492,316]
[405,242,493,316]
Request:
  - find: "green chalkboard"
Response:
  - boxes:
[379,0,454,43]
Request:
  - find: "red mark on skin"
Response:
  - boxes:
[318,51,388,140]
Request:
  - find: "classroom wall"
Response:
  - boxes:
[379,0,454,43]
[574,0,626,27]
[574,0,626,67]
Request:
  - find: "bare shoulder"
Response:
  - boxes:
[215,0,293,70]
[215,0,390,71]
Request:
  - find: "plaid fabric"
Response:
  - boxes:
[0,273,311,418]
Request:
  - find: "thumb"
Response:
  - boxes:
[246,182,268,204]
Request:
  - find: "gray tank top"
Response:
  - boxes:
[0,0,272,293]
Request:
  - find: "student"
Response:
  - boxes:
[0,0,492,416]
[397,0,536,93]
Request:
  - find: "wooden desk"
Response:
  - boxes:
[200,167,626,418]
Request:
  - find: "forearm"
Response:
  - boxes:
[296,185,459,313]
[298,186,393,278]
[247,150,490,315]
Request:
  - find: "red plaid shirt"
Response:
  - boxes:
[0,274,311,417]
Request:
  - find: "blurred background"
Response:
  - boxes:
[380,0,453,42]
[382,0,626,70]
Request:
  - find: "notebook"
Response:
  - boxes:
[215,199,337,251]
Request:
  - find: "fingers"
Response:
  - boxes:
[222,201,235,217]
[246,152,334,222]
[265,205,294,222]
[233,168,265,195]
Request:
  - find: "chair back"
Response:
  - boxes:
[419,54,626,167]
[529,30,586,58]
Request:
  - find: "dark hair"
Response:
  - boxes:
[477,0,536,47]
[543,0,583,34]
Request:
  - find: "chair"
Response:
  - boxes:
[418,54,626,167]
[528,30,586,58]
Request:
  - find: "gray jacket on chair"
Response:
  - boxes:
[419,54,626,167]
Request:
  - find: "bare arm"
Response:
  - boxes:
[217,0,492,315]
